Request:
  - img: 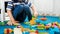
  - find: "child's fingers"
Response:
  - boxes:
[34,12,38,17]
[7,21,14,25]
[7,22,12,25]
[15,21,19,23]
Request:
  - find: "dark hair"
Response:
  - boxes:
[12,0,18,2]
[12,0,29,3]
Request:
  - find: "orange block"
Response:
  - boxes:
[58,26,60,29]
[30,20,36,25]
[45,26,50,29]
[40,18,47,21]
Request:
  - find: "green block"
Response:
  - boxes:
[24,22,30,25]
[39,32,49,34]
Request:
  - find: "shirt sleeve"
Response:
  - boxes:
[28,1,32,7]
[6,1,13,10]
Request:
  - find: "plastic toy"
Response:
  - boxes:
[4,28,12,34]
[39,32,48,34]
[30,29,36,34]
[14,28,22,34]
[46,23,51,26]
[32,18,36,20]
[45,23,51,29]
[17,25,25,32]
[30,32,36,34]
[53,22,58,26]
[58,24,60,29]
[45,25,50,30]
[52,22,58,28]
[37,24,45,30]
[51,25,55,28]
[32,16,35,18]
[24,22,30,25]
[35,30,39,34]
[30,20,36,25]
[40,18,47,21]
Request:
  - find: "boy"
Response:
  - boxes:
[6,0,38,25]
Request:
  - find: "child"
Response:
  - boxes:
[6,0,38,25]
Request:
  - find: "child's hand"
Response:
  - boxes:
[7,21,20,25]
[34,12,38,17]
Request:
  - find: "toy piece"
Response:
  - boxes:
[4,28,12,34]
[32,16,35,18]
[45,25,50,30]
[47,23,51,26]
[45,23,51,30]
[14,27,22,34]
[58,24,60,29]
[30,29,36,34]
[39,32,48,34]
[32,18,36,20]
[52,22,58,28]
[35,30,38,34]
[53,22,58,26]
[30,20,36,25]
[51,25,55,28]
[37,24,45,30]
[24,22,30,25]
[44,32,49,34]
[40,17,47,21]
[23,28,30,34]
[17,25,25,32]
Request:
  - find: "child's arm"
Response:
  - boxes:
[31,4,38,17]
[7,10,19,25]
[7,10,16,23]
[6,1,19,25]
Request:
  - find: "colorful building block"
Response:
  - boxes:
[40,18,47,21]
[30,29,36,34]
[30,20,36,25]
[35,30,39,34]
[37,24,45,30]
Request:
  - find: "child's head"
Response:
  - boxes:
[12,0,28,2]
[18,0,23,2]
[12,0,29,4]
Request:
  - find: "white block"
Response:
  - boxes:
[14,28,22,34]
